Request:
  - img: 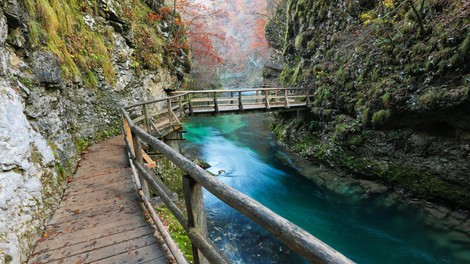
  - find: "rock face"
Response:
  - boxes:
[267,0,470,209]
[0,0,187,262]
[0,83,58,263]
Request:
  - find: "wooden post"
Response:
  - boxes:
[230,92,234,105]
[213,92,219,113]
[167,99,172,125]
[238,92,244,111]
[306,89,312,107]
[143,104,151,134]
[179,96,184,118]
[265,90,270,110]
[188,94,193,115]
[123,117,134,153]
[183,175,209,264]
[284,89,290,108]
[255,90,259,104]
[133,133,149,198]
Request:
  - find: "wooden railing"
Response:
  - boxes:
[120,88,353,264]
[124,88,314,139]
[173,87,313,115]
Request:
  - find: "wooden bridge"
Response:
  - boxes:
[29,88,353,264]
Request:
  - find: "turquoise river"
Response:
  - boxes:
[180,113,469,264]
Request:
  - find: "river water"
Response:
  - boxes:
[180,113,469,263]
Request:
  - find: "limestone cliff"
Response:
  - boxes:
[266,0,470,209]
[0,0,189,262]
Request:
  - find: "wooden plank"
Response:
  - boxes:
[43,235,162,264]
[31,226,156,262]
[29,136,168,264]
[32,217,150,253]
[91,243,167,264]
[48,196,141,225]
[60,187,134,209]
[143,151,157,168]
[45,208,148,237]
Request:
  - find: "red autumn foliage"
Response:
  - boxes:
[175,0,227,67]
[148,12,162,22]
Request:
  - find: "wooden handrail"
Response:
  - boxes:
[124,92,189,110]
[125,88,314,140]
[120,105,354,264]
[171,87,305,93]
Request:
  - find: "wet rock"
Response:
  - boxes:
[32,52,62,88]
[193,159,211,169]
[2,0,23,29]
[0,83,59,263]
[0,11,8,43]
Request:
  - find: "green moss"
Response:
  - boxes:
[5,254,12,263]
[96,126,121,141]
[55,163,67,184]
[339,150,470,207]
[417,88,443,106]
[371,109,390,126]
[84,71,98,88]
[460,30,470,56]
[347,134,363,145]
[31,146,43,165]
[19,77,33,88]
[155,206,193,262]
[280,63,296,85]
[74,137,92,154]
[381,93,390,108]
[21,0,175,86]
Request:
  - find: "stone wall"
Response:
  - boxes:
[0,0,184,262]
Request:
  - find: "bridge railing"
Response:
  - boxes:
[124,88,314,139]
[172,87,313,114]
[121,88,353,264]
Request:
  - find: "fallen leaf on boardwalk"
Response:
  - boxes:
[119,205,124,212]
[72,209,80,215]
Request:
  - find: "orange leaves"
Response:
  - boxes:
[174,0,228,66]
[148,12,162,22]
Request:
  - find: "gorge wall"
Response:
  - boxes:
[266,0,470,209]
[0,0,188,262]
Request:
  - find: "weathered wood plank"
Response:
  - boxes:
[33,216,149,252]
[91,243,168,264]
[30,226,156,263]
[34,235,161,264]
[28,136,169,264]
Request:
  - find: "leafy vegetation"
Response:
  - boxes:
[21,0,189,88]
[23,0,115,86]
[156,206,193,262]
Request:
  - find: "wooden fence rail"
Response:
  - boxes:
[125,88,314,139]
[120,88,354,264]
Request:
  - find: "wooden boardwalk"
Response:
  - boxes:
[28,136,171,264]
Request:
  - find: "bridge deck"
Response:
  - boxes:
[191,102,307,114]
[28,136,170,264]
